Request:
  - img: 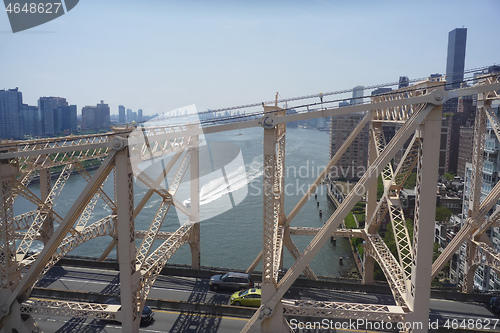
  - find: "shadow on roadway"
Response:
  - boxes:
[54,273,123,332]
[169,278,224,332]
[35,265,67,288]
[55,318,107,333]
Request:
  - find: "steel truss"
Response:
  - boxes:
[241,76,500,333]
[20,298,120,320]
[282,299,406,322]
[0,126,199,332]
[0,73,499,333]
[431,74,500,294]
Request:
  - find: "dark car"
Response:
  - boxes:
[209,272,254,291]
[104,298,154,325]
[490,297,500,314]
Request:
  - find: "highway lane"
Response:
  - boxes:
[36,265,393,306]
[32,265,500,332]
[33,311,392,333]
[34,309,249,333]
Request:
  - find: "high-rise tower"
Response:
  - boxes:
[119,105,126,123]
[0,88,22,139]
[351,86,364,105]
[444,28,467,114]
[446,28,467,90]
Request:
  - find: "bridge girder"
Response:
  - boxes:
[0,74,499,333]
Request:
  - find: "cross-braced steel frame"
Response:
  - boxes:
[0,73,499,333]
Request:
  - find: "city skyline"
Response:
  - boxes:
[1,0,499,116]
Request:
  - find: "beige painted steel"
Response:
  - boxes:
[115,148,140,332]
[405,106,442,331]
[242,95,444,332]
[0,75,499,332]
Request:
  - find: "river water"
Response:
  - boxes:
[14,127,355,278]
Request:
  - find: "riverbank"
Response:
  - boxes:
[28,162,102,184]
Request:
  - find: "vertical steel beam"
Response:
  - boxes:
[468,104,487,218]
[0,164,19,292]
[460,94,490,292]
[39,167,53,244]
[261,126,281,331]
[115,149,140,332]
[0,161,22,333]
[189,133,200,269]
[365,122,379,234]
[405,106,442,332]
[364,121,379,284]
[463,240,478,293]
[261,102,288,333]
[362,255,375,285]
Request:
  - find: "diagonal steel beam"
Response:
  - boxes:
[242,99,440,332]
[4,150,117,313]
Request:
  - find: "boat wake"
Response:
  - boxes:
[183,160,262,207]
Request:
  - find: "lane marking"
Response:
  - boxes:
[43,277,211,295]
[154,309,250,322]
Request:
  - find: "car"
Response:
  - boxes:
[209,272,254,291]
[104,298,154,325]
[230,288,261,307]
[490,297,500,313]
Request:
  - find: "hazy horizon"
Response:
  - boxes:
[1,0,499,116]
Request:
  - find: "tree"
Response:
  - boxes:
[443,172,455,181]
[403,173,417,189]
[435,206,452,222]
[383,218,414,259]
[377,175,384,199]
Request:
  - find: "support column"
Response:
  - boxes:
[189,134,200,270]
[362,255,375,285]
[364,122,378,284]
[405,106,442,332]
[1,162,30,332]
[260,100,288,333]
[0,165,17,290]
[39,167,54,244]
[463,240,477,293]
[468,104,487,218]
[115,148,140,333]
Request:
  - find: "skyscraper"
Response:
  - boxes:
[20,104,41,137]
[371,87,392,96]
[351,86,364,105]
[0,88,22,139]
[329,113,369,180]
[119,105,126,123]
[81,106,97,130]
[96,100,110,128]
[138,109,143,122]
[82,101,110,130]
[58,105,77,133]
[38,97,68,135]
[451,106,500,290]
[329,98,369,180]
[444,28,467,114]
[126,108,133,123]
[446,28,467,90]
[398,76,409,89]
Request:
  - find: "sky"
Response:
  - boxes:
[1,0,499,116]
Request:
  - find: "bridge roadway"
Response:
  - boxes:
[26,260,500,332]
